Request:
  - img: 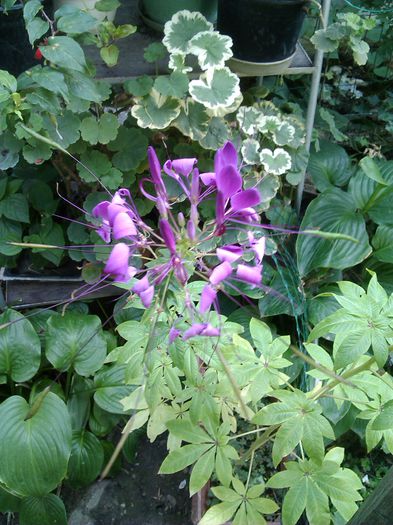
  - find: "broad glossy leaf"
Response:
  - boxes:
[94,364,135,414]
[26,18,49,45]
[372,225,393,263]
[189,67,240,110]
[0,193,29,223]
[308,141,351,192]
[0,310,41,382]
[40,36,87,72]
[19,494,67,525]
[0,393,72,496]
[67,430,104,487]
[45,313,107,376]
[56,5,97,34]
[296,188,371,276]
[163,10,213,54]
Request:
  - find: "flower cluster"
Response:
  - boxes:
[90,141,266,341]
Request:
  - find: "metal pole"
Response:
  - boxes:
[296,0,332,214]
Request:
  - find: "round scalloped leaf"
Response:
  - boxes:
[154,71,189,98]
[271,121,296,146]
[19,494,67,525]
[168,53,193,73]
[189,31,233,70]
[237,106,262,135]
[107,127,148,171]
[163,10,213,54]
[241,139,260,165]
[257,115,281,134]
[131,90,181,129]
[67,430,104,487]
[124,75,153,96]
[0,309,41,383]
[0,393,72,496]
[260,148,292,175]
[172,99,210,141]
[189,67,240,110]
[199,117,229,150]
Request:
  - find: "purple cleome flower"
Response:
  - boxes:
[89,141,266,342]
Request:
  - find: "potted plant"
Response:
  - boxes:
[139,0,218,32]
[217,0,310,73]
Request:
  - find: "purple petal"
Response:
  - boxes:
[183,323,205,340]
[187,220,196,241]
[104,243,130,281]
[177,212,185,227]
[216,165,242,201]
[234,207,259,223]
[236,264,262,285]
[209,261,232,285]
[231,188,261,212]
[200,284,217,314]
[200,172,216,186]
[132,275,150,294]
[139,285,155,308]
[215,191,225,230]
[112,191,126,205]
[107,203,127,225]
[190,169,200,201]
[169,327,181,344]
[148,146,163,187]
[170,158,197,177]
[173,261,188,285]
[216,245,243,263]
[113,212,137,239]
[214,141,238,175]
[97,223,111,243]
[159,219,177,255]
[201,324,220,338]
[249,234,266,264]
[92,201,110,220]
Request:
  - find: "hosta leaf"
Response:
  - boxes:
[163,10,213,54]
[296,188,371,276]
[67,430,104,487]
[0,393,72,496]
[94,364,135,414]
[372,226,393,263]
[308,140,351,192]
[0,310,41,382]
[189,31,233,70]
[154,71,188,98]
[19,494,67,525]
[241,139,260,165]
[189,67,240,110]
[131,90,181,129]
[260,148,291,175]
[172,99,210,141]
[45,313,107,376]
[40,36,87,72]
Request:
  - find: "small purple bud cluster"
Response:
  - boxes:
[90,141,266,341]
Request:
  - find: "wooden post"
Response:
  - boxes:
[348,466,393,525]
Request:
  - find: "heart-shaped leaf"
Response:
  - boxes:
[163,10,213,54]
[0,310,41,382]
[45,313,107,376]
[0,393,72,496]
[19,494,67,525]
[131,90,181,129]
[260,148,292,175]
[237,106,262,135]
[189,31,232,70]
[66,430,104,487]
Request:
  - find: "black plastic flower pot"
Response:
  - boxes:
[0,1,36,76]
[217,0,309,63]
[139,0,218,32]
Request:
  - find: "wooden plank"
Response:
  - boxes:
[85,0,314,82]
[348,466,393,525]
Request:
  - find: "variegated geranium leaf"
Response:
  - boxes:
[189,31,233,70]
[257,115,281,134]
[241,139,261,165]
[205,93,243,118]
[163,10,213,55]
[154,71,189,98]
[199,117,229,150]
[172,99,210,141]
[237,107,262,135]
[131,90,181,130]
[189,67,240,110]
[271,121,296,146]
[168,53,193,73]
[260,148,292,175]
[257,100,280,117]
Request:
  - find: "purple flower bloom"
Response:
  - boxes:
[248,233,266,264]
[132,275,155,308]
[104,243,136,282]
[200,284,217,314]
[200,172,216,186]
[112,212,137,240]
[215,141,238,175]
[164,158,197,178]
[217,245,243,263]
[216,165,242,201]
[187,220,196,241]
[159,219,177,255]
[231,188,261,212]
[183,323,220,341]
[209,261,233,285]
[236,264,262,285]
[169,327,181,343]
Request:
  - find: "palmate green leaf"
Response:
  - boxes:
[131,90,181,129]
[80,113,119,145]
[199,116,229,150]
[0,310,41,382]
[189,31,233,70]
[333,329,372,369]
[107,126,148,171]
[199,501,241,525]
[172,99,210,141]
[163,10,213,54]
[296,188,371,276]
[19,494,67,525]
[154,71,188,98]
[40,36,87,72]
[271,121,295,147]
[159,443,212,474]
[372,400,393,431]
[260,147,292,175]
[189,446,215,495]
[0,393,72,496]
[124,75,153,96]
[67,430,104,487]
[189,67,240,110]
[282,478,308,525]
[46,313,107,376]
